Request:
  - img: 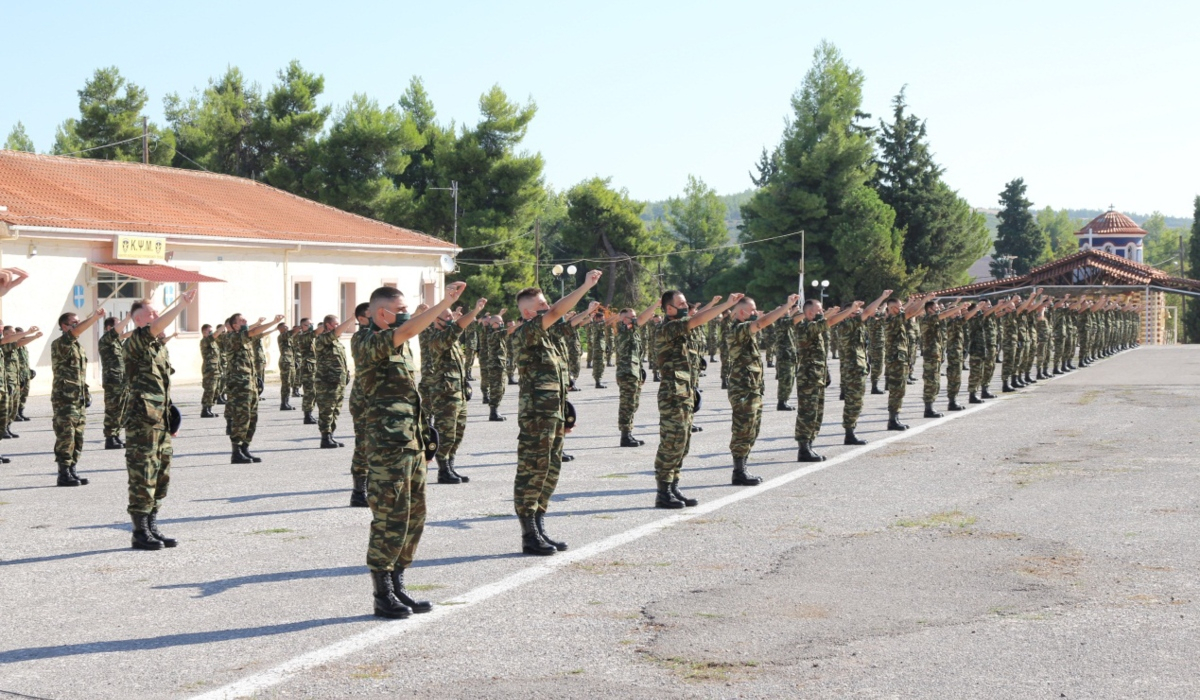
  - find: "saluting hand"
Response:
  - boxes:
[474,298,488,312]
[181,289,198,305]
[445,281,467,302]
[584,269,603,286]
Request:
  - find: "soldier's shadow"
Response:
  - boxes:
[68,506,345,531]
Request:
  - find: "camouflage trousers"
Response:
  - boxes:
[279,359,297,401]
[869,347,884,385]
[776,358,796,404]
[0,384,8,434]
[1001,339,1017,380]
[227,383,259,446]
[201,366,221,409]
[592,354,606,384]
[967,354,985,393]
[653,397,693,483]
[841,365,867,431]
[349,386,368,479]
[102,382,127,438]
[300,361,316,412]
[432,393,468,460]
[4,376,16,429]
[945,353,963,401]
[617,373,642,432]
[485,363,506,407]
[728,388,763,459]
[52,408,86,466]
[507,349,517,381]
[18,380,29,414]
[793,368,826,442]
[982,350,998,387]
[922,356,941,403]
[1038,336,1052,372]
[366,448,427,571]
[568,343,581,380]
[125,425,172,515]
[885,359,908,413]
[464,347,476,377]
[316,376,347,434]
[514,414,565,518]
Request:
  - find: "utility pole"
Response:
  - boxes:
[142,116,149,164]
[798,230,806,303]
[429,180,460,247]
[534,219,541,288]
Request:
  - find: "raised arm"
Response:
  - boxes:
[248,315,285,337]
[689,294,742,330]
[150,289,198,337]
[751,295,799,333]
[826,302,861,327]
[0,268,30,297]
[387,282,467,346]
[635,300,661,328]
[862,289,892,319]
[15,329,43,348]
[544,270,603,330]
[71,309,106,338]
[456,298,488,329]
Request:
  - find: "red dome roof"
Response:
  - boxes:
[1075,209,1147,237]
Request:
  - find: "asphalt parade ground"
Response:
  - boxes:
[2,346,1198,699]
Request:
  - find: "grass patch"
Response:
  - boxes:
[406,583,446,592]
[248,528,293,535]
[655,656,760,682]
[598,473,629,479]
[1077,390,1101,405]
[349,663,390,680]
[695,612,722,619]
[894,510,977,530]
[1012,462,1063,487]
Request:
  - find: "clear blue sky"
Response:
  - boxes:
[3,1,1196,217]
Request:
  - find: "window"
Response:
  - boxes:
[1126,244,1136,260]
[340,282,356,326]
[177,282,199,333]
[422,281,436,306]
[293,281,312,326]
[96,271,143,300]
[1104,243,1114,254]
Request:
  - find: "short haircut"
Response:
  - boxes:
[369,287,403,305]
[299,316,311,325]
[886,298,901,305]
[661,290,681,310]
[103,317,116,330]
[202,324,212,333]
[734,297,755,310]
[355,302,370,319]
[516,287,543,304]
[924,300,937,311]
[323,314,337,325]
[620,307,634,315]
[227,313,242,327]
[803,298,819,310]
[131,301,147,315]
[58,312,75,327]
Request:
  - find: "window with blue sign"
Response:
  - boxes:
[96,271,144,300]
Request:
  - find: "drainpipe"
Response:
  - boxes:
[283,245,301,323]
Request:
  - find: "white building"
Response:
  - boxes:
[0,150,458,394]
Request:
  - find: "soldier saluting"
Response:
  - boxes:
[52,309,103,486]
[615,301,659,448]
[314,314,356,449]
[426,296,488,484]
[225,313,285,464]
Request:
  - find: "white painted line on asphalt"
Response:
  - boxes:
[193,354,1114,700]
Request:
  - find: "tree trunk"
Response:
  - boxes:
[600,231,620,306]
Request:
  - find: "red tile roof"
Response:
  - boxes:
[92,263,225,283]
[934,249,1198,296]
[1075,209,1147,237]
[0,150,455,250]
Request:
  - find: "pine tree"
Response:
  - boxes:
[991,178,1049,277]
[664,175,736,301]
[1184,196,1200,342]
[53,67,174,164]
[4,122,35,152]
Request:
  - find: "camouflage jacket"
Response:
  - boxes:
[224,328,258,386]
[200,334,221,371]
[920,315,942,358]
[277,332,295,365]
[514,317,567,421]
[885,314,909,364]
[487,326,508,368]
[725,321,763,396]
[655,318,692,406]
[614,322,643,379]
[98,328,125,387]
[315,331,349,384]
[51,332,88,411]
[17,346,30,383]
[296,329,317,366]
[349,324,372,402]
[839,315,869,373]
[123,325,173,430]
[356,324,425,455]
[945,317,966,360]
[774,318,797,362]
[3,344,18,387]
[794,317,827,374]
[424,322,466,398]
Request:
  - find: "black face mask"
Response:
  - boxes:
[535,309,549,317]
[390,312,411,329]
[746,314,759,322]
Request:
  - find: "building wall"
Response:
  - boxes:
[0,231,446,395]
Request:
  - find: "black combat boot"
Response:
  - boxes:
[969,392,983,404]
[653,371,660,382]
[0,455,9,464]
[947,398,965,411]
[871,380,884,395]
[508,374,518,385]
[535,512,568,551]
[3,428,16,439]
[777,401,795,411]
[147,509,177,547]
[466,370,475,381]
[671,479,698,506]
[232,445,252,464]
[371,570,413,619]
[561,453,575,462]
[217,394,227,404]
[201,407,217,418]
[105,435,122,450]
[320,433,340,449]
[731,456,763,486]
[489,405,506,422]
[1053,365,1063,375]
[767,359,775,368]
[481,391,490,405]
[131,513,164,551]
[436,456,462,484]
[887,413,909,431]
[690,424,703,433]
[620,431,640,447]
[56,463,81,487]
[568,379,580,392]
[520,514,557,555]
[844,429,867,446]
[16,408,29,421]
[981,386,997,399]
[838,388,845,401]
[446,456,469,483]
[390,568,433,613]
[924,402,944,419]
[280,400,296,411]
[655,481,685,509]
[595,380,607,389]
[721,377,728,390]
[1025,371,1036,384]
[240,445,263,463]
[67,464,89,485]
[292,388,302,398]
[350,476,368,508]
[1002,378,1014,392]
[797,441,825,462]
[303,411,317,425]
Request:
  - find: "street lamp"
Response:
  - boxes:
[811,279,829,305]
[552,264,577,299]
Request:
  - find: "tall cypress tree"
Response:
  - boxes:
[1184,196,1200,343]
[991,178,1049,277]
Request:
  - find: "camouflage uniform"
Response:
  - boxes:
[254,336,268,394]
[358,326,429,573]
[1001,313,1018,384]
[945,316,966,404]
[123,326,175,515]
[775,317,797,405]
[486,325,508,408]
[461,322,478,380]
[314,332,349,434]
[200,333,222,412]
[982,313,999,389]
[225,328,259,449]
[1037,312,1052,375]
[868,311,886,389]
[17,345,31,418]
[589,320,607,384]
[349,324,372,482]
[839,314,869,431]
[278,331,297,401]
[98,328,126,439]
[506,331,517,382]
[513,318,568,517]
[884,313,909,413]
[565,322,581,383]
[2,344,18,433]
[297,328,317,412]
[425,322,468,461]
[705,320,719,359]
[920,315,943,403]
[793,317,827,442]
[761,322,776,367]
[51,332,89,469]
[718,316,731,384]
[615,322,645,432]
[726,321,764,458]
[217,332,233,400]
[605,323,616,366]
[653,318,694,482]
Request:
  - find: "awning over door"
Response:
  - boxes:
[91,262,225,283]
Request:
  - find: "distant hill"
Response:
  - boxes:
[642,188,754,237]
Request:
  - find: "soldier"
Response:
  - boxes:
[0,329,20,440]
[564,311,583,392]
[200,324,224,417]
[718,310,732,390]
[226,313,285,464]
[920,299,964,419]
[588,311,608,388]
[347,303,373,507]
[646,314,662,382]
[15,328,35,422]
[277,322,298,411]
[726,294,798,482]
[761,319,776,369]
[884,296,926,431]
[484,311,510,421]
[426,297,488,483]
[124,290,197,550]
[706,316,719,363]
[512,270,603,555]
[774,313,797,411]
[793,299,859,462]
[52,310,103,486]
[314,314,355,448]
[654,290,744,509]
[359,283,464,619]
[2,326,40,440]
[840,290,890,445]
[476,315,492,405]
[296,318,318,424]
[616,301,659,448]
[461,317,479,382]
[868,307,886,395]
[98,315,134,449]
[945,301,978,412]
